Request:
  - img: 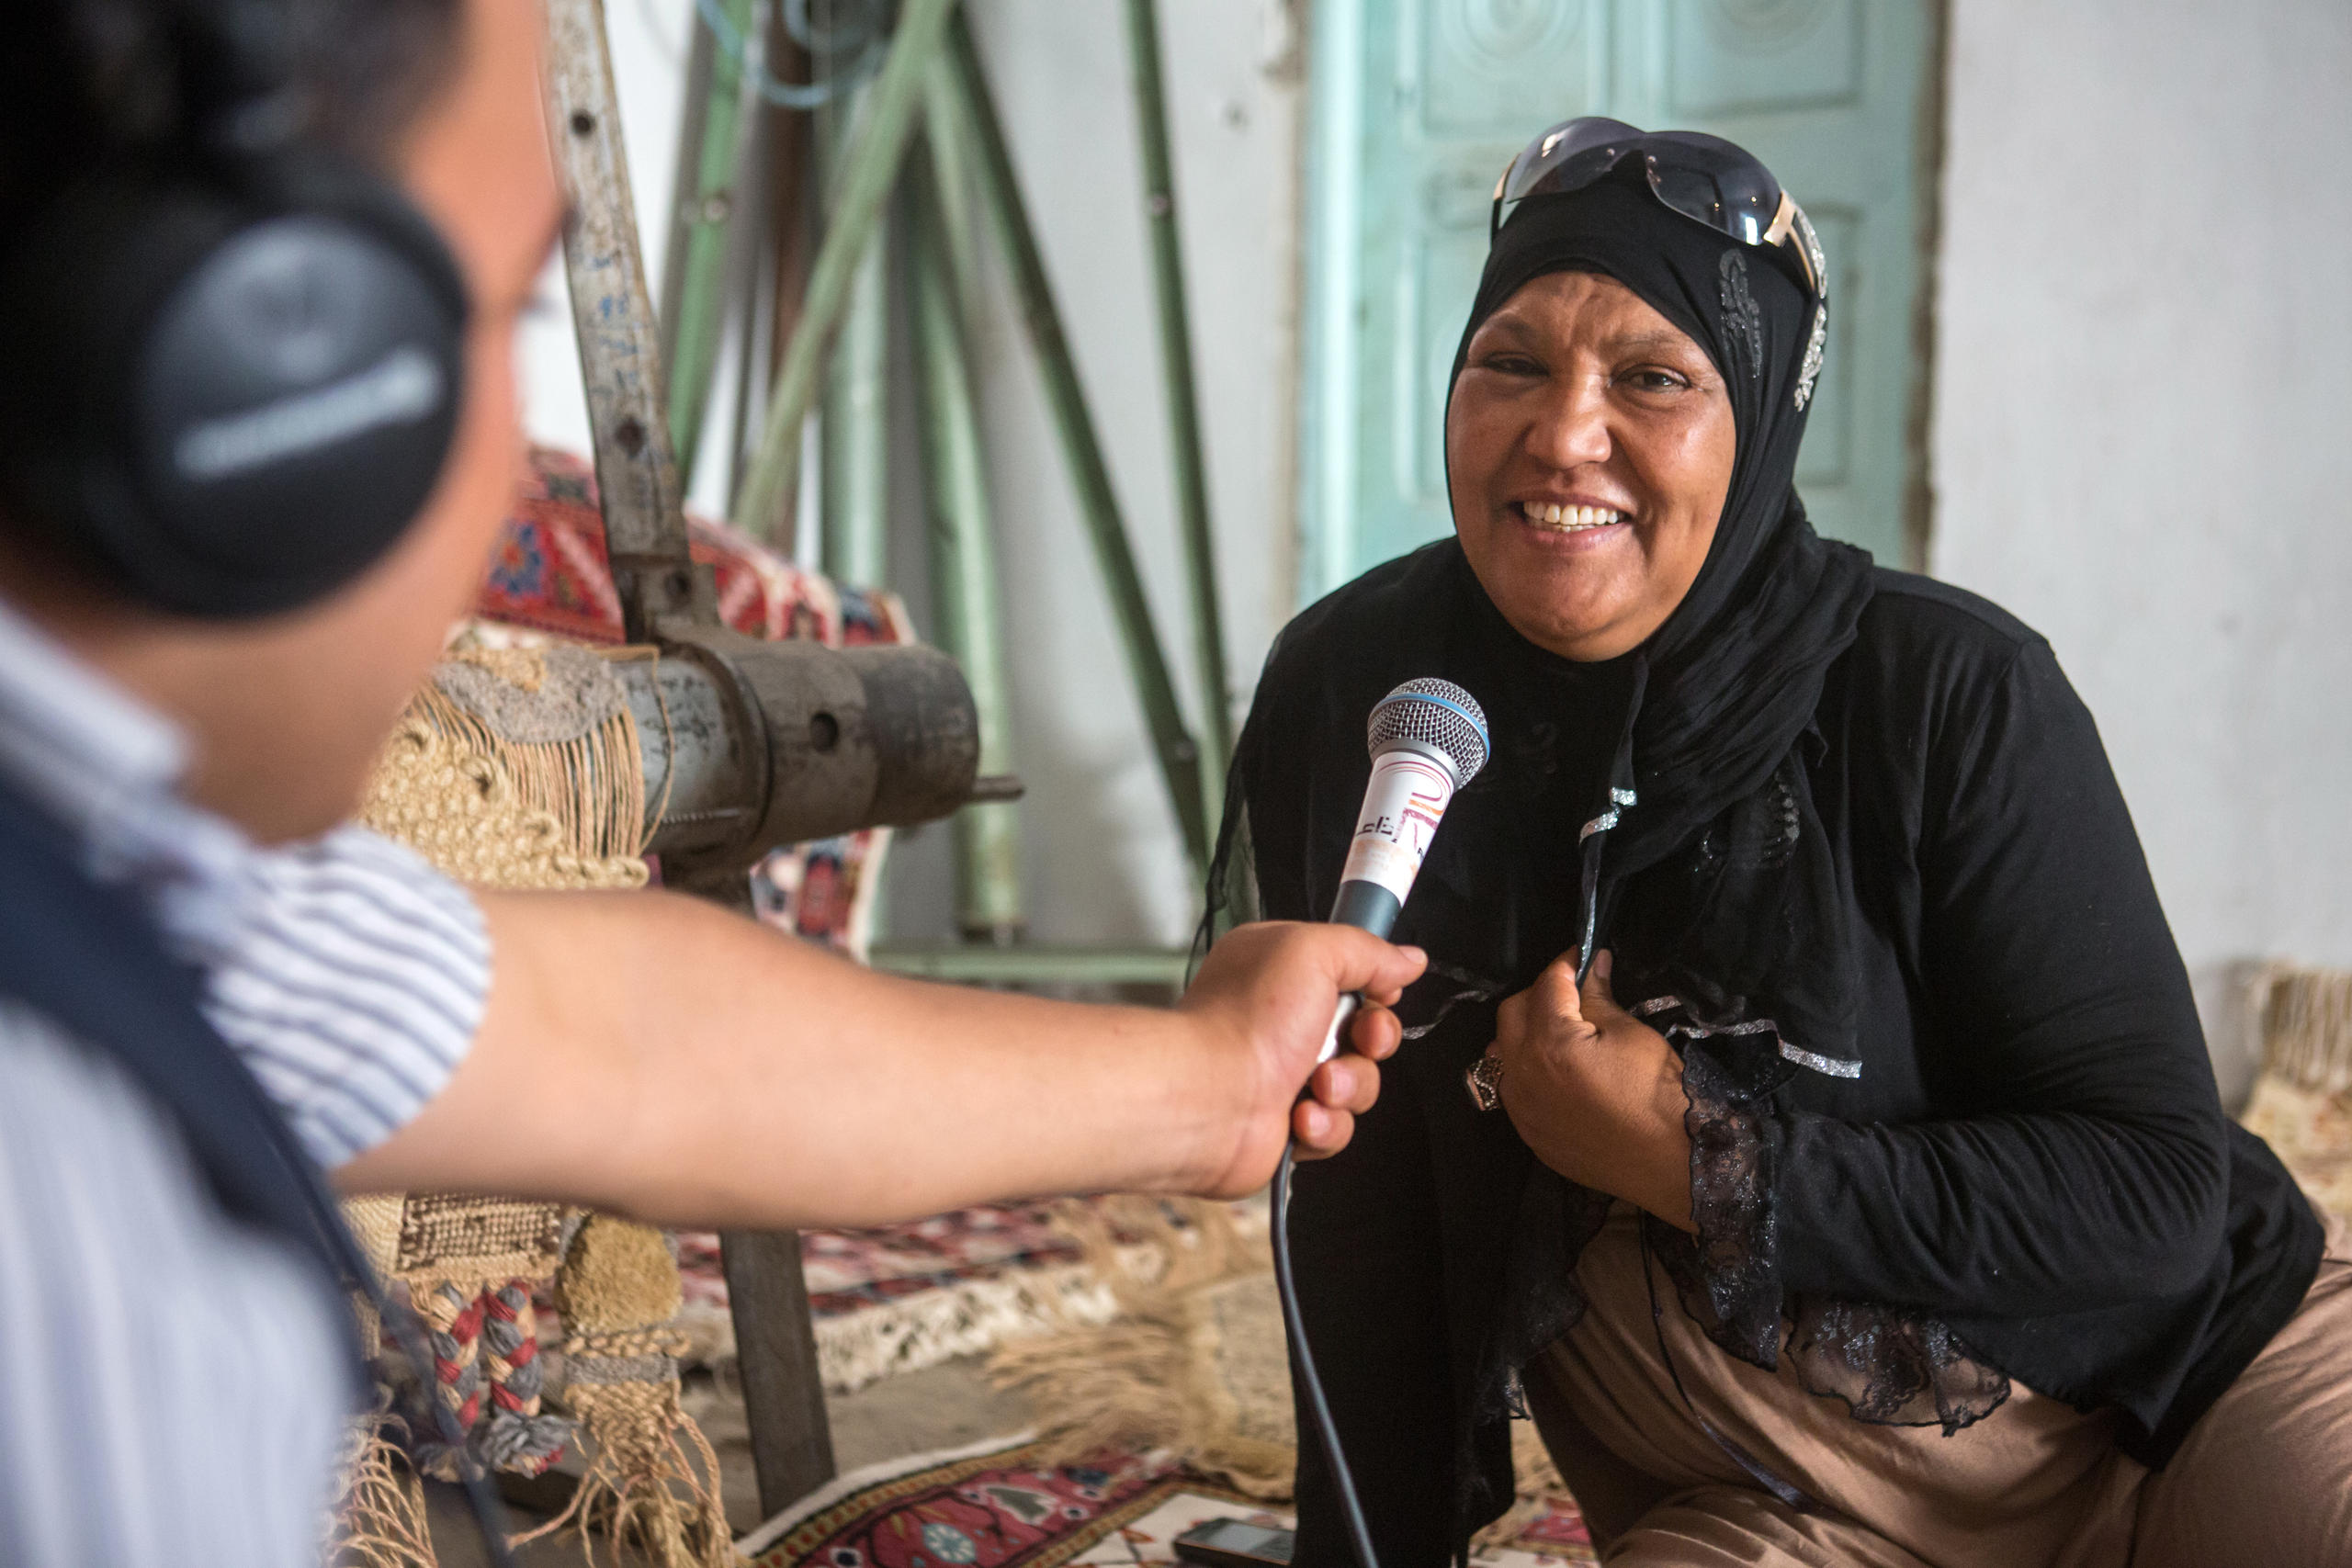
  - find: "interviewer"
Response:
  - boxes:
[0,0,1419,1561]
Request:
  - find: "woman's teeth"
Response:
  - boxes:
[1519,502,1624,531]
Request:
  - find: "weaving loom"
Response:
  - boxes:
[332,449,916,1565]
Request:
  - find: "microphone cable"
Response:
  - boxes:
[1260,674,1490,1568]
[1271,1144,1381,1568]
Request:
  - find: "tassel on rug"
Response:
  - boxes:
[513,1213,742,1567]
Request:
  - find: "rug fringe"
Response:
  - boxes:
[989,1196,1291,1499]
[2250,964,2352,1093]
[326,1406,438,1568]
[990,1195,1582,1542]
[514,1379,742,1567]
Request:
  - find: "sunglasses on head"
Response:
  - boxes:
[1492,117,1826,305]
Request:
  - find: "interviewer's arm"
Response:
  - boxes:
[335,888,1421,1228]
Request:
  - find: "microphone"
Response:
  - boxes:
[1317,678,1490,1061]
[1279,675,1488,1568]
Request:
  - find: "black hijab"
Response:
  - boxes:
[1452,171,1873,1064]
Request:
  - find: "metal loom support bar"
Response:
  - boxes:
[544,0,837,1520]
[820,84,893,588]
[922,63,986,337]
[544,0,711,639]
[659,0,757,487]
[940,10,1210,873]
[868,942,1192,987]
[1124,0,1232,803]
[909,144,1024,941]
[655,0,716,372]
[730,0,956,541]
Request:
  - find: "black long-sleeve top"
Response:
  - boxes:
[1218,544,2323,1565]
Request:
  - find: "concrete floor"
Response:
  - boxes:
[426,1357,1035,1564]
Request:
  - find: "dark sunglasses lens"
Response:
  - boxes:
[1645,161,1777,244]
[1501,117,1643,204]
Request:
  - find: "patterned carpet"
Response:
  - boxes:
[674,1200,1255,1394]
[735,1435,1595,1568]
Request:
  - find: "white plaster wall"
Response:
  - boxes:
[1931,0,2352,1100]
[517,0,1306,950]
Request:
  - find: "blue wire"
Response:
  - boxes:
[689,0,884,110]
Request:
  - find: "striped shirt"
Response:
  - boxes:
[0,593,490,1564]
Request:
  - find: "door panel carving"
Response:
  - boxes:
[1668,0,1862,118]
[1415,0,1608,135]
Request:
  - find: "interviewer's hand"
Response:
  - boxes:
[1487,950,1695,1230]
[1178,921,1426,1197]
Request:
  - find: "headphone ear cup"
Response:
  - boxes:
[0,156,469,620]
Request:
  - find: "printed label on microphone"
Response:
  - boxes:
[1340,751,1455,901]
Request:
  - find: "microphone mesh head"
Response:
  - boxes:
[1368,678,1490,787]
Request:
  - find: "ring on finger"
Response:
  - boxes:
[1464,1051,1505,1112]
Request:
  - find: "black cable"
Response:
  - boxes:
[1270,1145,1379,1568]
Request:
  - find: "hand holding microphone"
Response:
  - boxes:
[1177,920,1423,1190]
[1175,680,1487,1191]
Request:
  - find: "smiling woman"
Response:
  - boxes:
[1209,120,2352,1568]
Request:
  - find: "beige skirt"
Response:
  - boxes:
[1530,1202,2352,1567]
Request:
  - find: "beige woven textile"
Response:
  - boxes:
[356,640,651,893]
[333,640,739,1568]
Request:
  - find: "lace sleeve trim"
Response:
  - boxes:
[1784,1297,2012,1432]
[1655,1006,2011,1437]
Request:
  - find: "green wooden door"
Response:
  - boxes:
[1300,0,1936,598]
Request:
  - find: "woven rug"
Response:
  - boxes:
[673,1198,1263,1395]
[734,1433,1590,1567]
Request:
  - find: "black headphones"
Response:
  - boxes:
[0,0,470,620]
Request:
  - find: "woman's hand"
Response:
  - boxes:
[1487,950,1695,1230]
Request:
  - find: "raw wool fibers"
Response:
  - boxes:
[2240,964,2352,1223]
[2251,964,2352,1095]
[989,1195,1293,1500]
[987,1195,1580,1552]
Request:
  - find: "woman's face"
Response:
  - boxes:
[1446,270,1736,662]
